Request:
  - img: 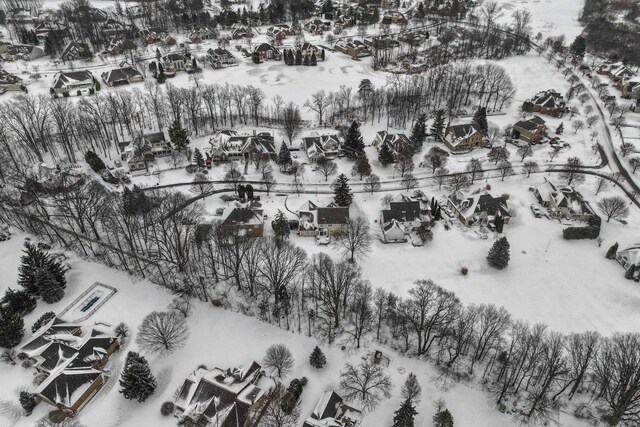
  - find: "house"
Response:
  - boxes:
[19,317,119,416]
[162,53,188,73]
[364,35,401,50]
[143,131,172,157]
[620,77,640,99]
[34,21,69,42]
[2,44,45,61]
[231,25,254,39]
[209,132,276,162]
[382,219,407,242]
[297,201,350,237]
[334,40,371,58]
[302,133,341,162]
[598,62,636,83]
[381,200,426,231]
[7,7,35,23]
[174,361,269,427]
[60,42,92,62]
[101,66,144,87]
[447,192,511,226]
[334,15,355,29]
[254,43,281,60]
[0,70,23,91]
[221,206,264,237]
[616,244,640,270]
[297,42,323,58]
[267,24,291,41]
[121,132,171,170]
[512,116,546,143]
[101,19,134,38]
[303,391,363,427]
[139,27,167,45]
[381,10,407,25]
[528,89,566,116]
[105,37,137,55]
[443,123,483,152]
[304,19,331,34]
[373,131,412,159]
[533,179,595,221]
[51,70,95,97]
[206,48,237,68]
[188,27,215,43]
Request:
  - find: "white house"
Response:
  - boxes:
[50,70,95,97]
[616,245,640,270]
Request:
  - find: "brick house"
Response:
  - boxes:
[443,123,483,152]
[221,206,265,237]
[512,115,546,143]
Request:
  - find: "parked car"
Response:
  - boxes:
[114,160,122,167]
[530,204,542,218]
[107,164,115,170]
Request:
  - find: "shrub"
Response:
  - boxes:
[1,288,36,316]
[281,377,308,414]
[0,349,16,365]
[114,322,129,338]
[19,391,36,415]
[32,312,56,333]
[85,151,106,173]
[22,359,33,368]
[563,215,601,240]
[460,266,469,276]
[160,401,174,416]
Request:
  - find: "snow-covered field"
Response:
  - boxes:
[491,0,586,39]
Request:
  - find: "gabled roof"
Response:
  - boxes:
[303,391,363,427]
[52,70,94,89]
[618,245,640,266]
[101,66,142,83]
[255,43,279,53]
[532,89,565,109]
[222,207,263,226]
[316,207,349,225]
[382,201,421,224]
[514,115,546,132]
[37,368,103,407]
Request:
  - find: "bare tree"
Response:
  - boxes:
[548,147,561,162]
[523,160,539,177]
[487,147,509,164]
[223,161,245,191]
[572,120,585,133]
[263,344,295,378]
[169,150,187,169]
[620,142,635,158]
[517,145,533,162]
[334,217,372,263]
[169,296,192,318]
[304,90,332,125]
[263,172,277,195]
[597,196,630,222]
[191,171,213,199]
[260,385,300,427]
[446,174,471,193]
[434,167,449,189]
[281,102,303,145]
[315,156,338,181]
[559,157,585,186]
[465,158,484,183]
[364,174,381,194]
[586,115,598,128]
[630,158,640,173]
[401,173,419,192]
[339,361,392,411]
[424,147,448,173]
[136,311,189,356]
[497,161,515,181]
[594,175,610,194]
[394,153,415,178]
[346,281,374,349]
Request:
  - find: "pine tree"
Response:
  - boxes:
[343,121,365,160]
[473,107,488,135]
[193,148,205,168]
[400,372,422,404]
[295,49,302,65]
[303,54,310,66]
[393,398,417,427]
[32,311,56,333]
[332,174,353,206]
[18,242,66,296]
[556,122,564,135]
[309,346,326,368]
[487,237,510,269]
[277,142,292,170]
[44,34,56,57]
[1,288,36,316]
[606,242,618,259]
[36,268,65,304]
[120,352,157,402]
[433,408,454,427]
[168,120,190,150]
[625,264,637,280]
[272,210,290,241]
[378,142,395,166]
[494,214,504,234]
[252,50,261,64]
[19,391,36,415]
[410,113,428,152]
[310,51,317,66]
[0,307,24,348]
[430,109,446,141]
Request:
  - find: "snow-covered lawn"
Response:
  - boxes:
[492,0,586,40]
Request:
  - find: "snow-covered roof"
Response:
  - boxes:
[618,245,640,266]
[303,391,363,427]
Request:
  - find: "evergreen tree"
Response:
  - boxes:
[430,109,446,140]
[320,49,325,61]
[625,264,637,280]
[473,107,488,135]
[569,35,586,59]
[44,34,56,57]
[303,54,310,66]
[309,51,317,66]
[252,50,261,64]
[295,49,303,65]
[32,311,56,333]
[606,242,619,259]
[0,307,24,348]
[277,142,292,170]
[352,155,372,179]
[393,398,417,427]
[332,174,353,206]
[378,142,395,166]
[410,113,428,152]
[494,214,504,233]
[343,121,365,159]
[193,148,205,168]
[309,346,326,368]
[1,288,36,316]
[168,120,190,150]
[238,184,246,200]
[35,268,65,304]
[400,372,422,404]
[487,237,510,269]
[120,352,157,402]
[272,210,290,241]
[19,391,35,415]
[245,184,254,199]
[433,408,454,427]
[556,122,564,135]
[18,242,66,296]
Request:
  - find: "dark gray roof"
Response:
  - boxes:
[101,66,142,83]
[476,194,510,217]
[382,201,421,223]
[316,207,349,225]
[222,208,263,226]
[39,369,102,405]
[448,123,481,138]
[52,70,93,89]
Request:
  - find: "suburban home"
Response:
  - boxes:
[2,44,45,61]
[334,40,371,58]
[533,179,595,221]
[231,25,254,39]
[334,15,355,29]
[206,47,237,68]
[598,62,636,83]
[512,115,546,143]
[267,24,291,41]
[125,4,145,18]
[35,21,69,41]
[60,42,92,61]
[101,19,134,38]
[382,219,407,242]
[7,7,35,23]
[381,200,427,232]
[254,43,281,60]
[174,361,269,427]
[616,244,640,270]
[50,70,96,97]
[101,66,144,87]
[620,77,640,99]
[105,37,137,55]
[304,18,331,34]
[527,89,566,116]
[302,133,341,162]
[143,131,172,157]
[443,123,483,152]
[381,10,407,25]
[303,391,363,427]
[162,53,188,73]
[297,201,350,237]
[120,131,171,170]
[373,131,412,159]
[0,70,23,91]
[19,317,119,416]
[447,191,511,226]
[188,27,215,43]
[297,42,323,58]
[209,132,276,162]
[221,205,264,237]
